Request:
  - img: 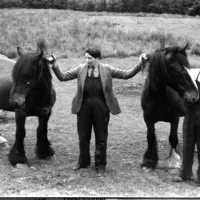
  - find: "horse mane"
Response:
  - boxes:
[145,45,189,92]
[148,48,169,85]
[12,53,39,81]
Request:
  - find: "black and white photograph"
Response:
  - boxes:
[0,0,200,197]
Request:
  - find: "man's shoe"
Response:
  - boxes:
[95,165,106,173]
[73,163,89,171]
[73,163,81,171]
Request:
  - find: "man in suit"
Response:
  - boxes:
[51,47,148,172]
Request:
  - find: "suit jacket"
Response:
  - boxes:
[52,62,141,115]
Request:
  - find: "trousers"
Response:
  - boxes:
[77,98,110,167]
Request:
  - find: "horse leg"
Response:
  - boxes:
[35,113,54,159]
[168,116,181,169]
[178,108,195,181]
[9,110,27,165]
[141,117,158,169]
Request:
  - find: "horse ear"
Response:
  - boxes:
[17,47,23,56]
[165,48,178,62]
[179,43,189,52]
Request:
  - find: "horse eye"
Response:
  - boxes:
[174,68,183,74]
[27,82,30,86]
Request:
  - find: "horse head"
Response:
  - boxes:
[148,44,199,104]
[9,43,55,111]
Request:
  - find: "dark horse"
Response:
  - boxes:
[141,44,199,170]
[0,42,56,165]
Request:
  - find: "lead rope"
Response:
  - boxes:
[37,61,43,83]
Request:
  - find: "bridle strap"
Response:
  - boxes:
[37,61,43,83]
[196,70,200,82]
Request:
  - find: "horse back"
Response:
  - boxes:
[0,76,13,111]
[0,57,15,111]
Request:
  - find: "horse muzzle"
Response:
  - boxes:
[9,95,26,110]
[183,90,199,104]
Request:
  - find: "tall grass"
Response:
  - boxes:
[0,9,198,58]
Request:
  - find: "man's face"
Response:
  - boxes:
[85,53,97,66]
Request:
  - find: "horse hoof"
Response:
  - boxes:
[16,163,29,169]
[9,148,27,166]
[169,149,181,169]
[15,163,38,171]
[30,166,38,171]
[141,160,157,170]
[0,136,9,151]
[9,158,27,166]
[0,142,10,151]
[169,168,180,175]
[169,159,181,169]
[142,166,153,172]
[142,166,147,171]
[172,176,191,182]
[0,136,7,144]
[36,146,54,159]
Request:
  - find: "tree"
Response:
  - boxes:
[140,0,154,12]
[188,0,200,15]
[94,0,107,11]
[121,0,141,12]
[67,0,78,10]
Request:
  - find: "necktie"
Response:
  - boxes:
[90,67,95,77]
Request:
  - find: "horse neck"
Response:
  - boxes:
[37,76,53,102]
[148,74,167,97]
[147,50,170,96]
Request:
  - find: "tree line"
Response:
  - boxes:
[0,0,200,15]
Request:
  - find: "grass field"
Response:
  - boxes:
[0,9,200,197]
[0,9,200,58]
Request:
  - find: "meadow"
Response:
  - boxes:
[0,9,200,197]
[0,9,200,59]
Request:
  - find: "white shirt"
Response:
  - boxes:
[88,66,99,77]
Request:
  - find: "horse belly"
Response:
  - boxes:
[155,108,176,122]
[0,77,13,111]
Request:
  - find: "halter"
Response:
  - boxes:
[37,61,43,83]
[196,70,200,82]
[185,68,200,90]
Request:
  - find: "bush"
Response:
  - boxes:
[190,43,200,56]
[0,0,23,8]
[147,3,163,14]
[188,4,200,15]
[0,0,200,15]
